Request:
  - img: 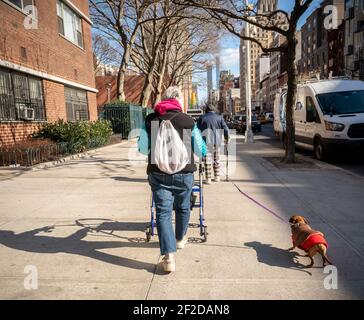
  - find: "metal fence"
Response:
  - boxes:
[0,138,108,167]
[101,103,153,139]
[1,142,68,167]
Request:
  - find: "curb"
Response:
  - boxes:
[296,154,364,180]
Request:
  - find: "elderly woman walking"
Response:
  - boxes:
[138,86,206,272]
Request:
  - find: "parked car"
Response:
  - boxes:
[231,115,243,130]
[265,113,274,123]
[258,114,268,124]
[274,79,364,161]
[237,115,261,133]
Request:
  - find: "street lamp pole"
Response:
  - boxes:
[106,83,112,103]
[244,1,254,143]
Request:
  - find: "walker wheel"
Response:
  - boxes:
[145,226,152,242]
[202,226,208,243]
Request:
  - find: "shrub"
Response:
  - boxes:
[33,120,113,153]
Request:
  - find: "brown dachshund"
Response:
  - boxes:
[288,215,333,268]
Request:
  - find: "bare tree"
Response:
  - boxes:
[130,0,187,106]
[92,34,121,74]
[90,0,154,101]
[130,2,220,107]
[172,0,314,163]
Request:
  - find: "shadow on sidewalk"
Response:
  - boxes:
[0,220,158,274]
[112,176,148,183]
[244,241,312,275]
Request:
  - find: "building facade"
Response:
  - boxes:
[219,70,234,114]
[0,0,97,146]
[239,0,277,111]
[227,88,240,115]
[328,20,345,77]
[269,33,286,109]
[344,0,364,79]
[298,0,344,79]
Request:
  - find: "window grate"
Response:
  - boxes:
[0,68,45,121]
[65,87,89,121]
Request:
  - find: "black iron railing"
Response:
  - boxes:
[0,138,108,167]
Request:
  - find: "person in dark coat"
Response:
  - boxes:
[197,104,230,184]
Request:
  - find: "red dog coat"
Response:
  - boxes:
[299,233,328,252]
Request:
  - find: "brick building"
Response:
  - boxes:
[344,0,364,79]
[328,21,345,77]
[96,75,152,114]
[219,70,234,114]
[0,0,97,146]
[298,0,344,79]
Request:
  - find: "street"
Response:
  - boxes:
[0,133,364,300]
[259,123,364,177]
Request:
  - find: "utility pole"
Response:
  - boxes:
[244,1,254,143]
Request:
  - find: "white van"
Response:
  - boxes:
[274,79,364,160]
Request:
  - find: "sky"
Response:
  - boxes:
[196,0,321,103]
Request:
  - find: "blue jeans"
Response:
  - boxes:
[148,172,194,255]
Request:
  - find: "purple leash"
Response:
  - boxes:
[233,183,290,225]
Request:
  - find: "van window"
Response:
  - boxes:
[306,96,320,123]
[316,90,364,115]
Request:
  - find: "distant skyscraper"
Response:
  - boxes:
[215,56,220,89]
[239,0,277,112]
[256,0,277,13]
[207,64,213,104]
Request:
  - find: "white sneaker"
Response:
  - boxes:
[205,178,212,185]
[177,236,188,249]
[162,254,176,272]
[214,176,220,182]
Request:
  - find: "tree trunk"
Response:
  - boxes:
[155,79,164,105]
[154,59,167,105]
[117,46,131,101]
[140,71,154,107]
[282,37,297,163]
[117,65,126,101]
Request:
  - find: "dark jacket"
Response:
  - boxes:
[145,110,197,175]
[197,111,229,146]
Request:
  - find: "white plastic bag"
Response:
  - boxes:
[154,118,190,174]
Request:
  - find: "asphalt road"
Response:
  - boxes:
[255,123,364,177]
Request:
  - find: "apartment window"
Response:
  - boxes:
[0,68,45,121]
[65,87,89,121]
[6,0,34,11]
[57,0,84,48]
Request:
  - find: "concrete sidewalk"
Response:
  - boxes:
[0,136,364,300]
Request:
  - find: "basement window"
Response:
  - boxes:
[57,0,84,49]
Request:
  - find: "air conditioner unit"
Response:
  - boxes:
[16,104,35,121]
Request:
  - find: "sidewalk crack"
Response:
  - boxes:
[144,254,160,300]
